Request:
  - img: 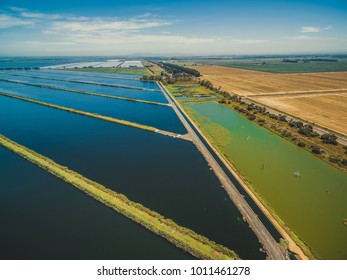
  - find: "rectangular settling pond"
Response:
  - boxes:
[0,71,167,103]
[185,101,347,259]
[0,70,159,90]
[0,80,186,134]
[39,70,158,90]
[42,69,141,79]
[0,95,266,259]
[0,146,192,260]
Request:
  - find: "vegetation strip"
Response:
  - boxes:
[0,72,161,92]
[0,134,239,260]
[0,78,169,107]
[0,91,181,138]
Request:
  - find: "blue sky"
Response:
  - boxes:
[1,0,346,55]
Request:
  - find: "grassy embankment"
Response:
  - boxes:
[147,65,165,75]
[166,80,219,102]
[142,60,166,76]
[0,78,168,107]
[0,91,157,133]
[170,58,347,73]
[0,72,158,92]
[0,134,239,260]
[65,67,151,76]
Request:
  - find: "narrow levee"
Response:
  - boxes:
[0,79,186,134]
[0,77,169,107]
[0,146,193,260]
[0,94,266,259]
[0,71,160,92]
[0,91,186,139]
[0,134,238,260]
[0,72,167,103]
[38,69,140,81]
[158,82,287,260]
[15,69,158,89]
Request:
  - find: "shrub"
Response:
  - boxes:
[320,133,338,145]
[278,114,287,122]
[298,141,306,147]
[329,157,340,163]
[298,125,319,137]
[311,146,321,154]
[282,130,292,138]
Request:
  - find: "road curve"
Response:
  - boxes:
[158,82,287,260]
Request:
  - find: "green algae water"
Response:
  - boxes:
[185,101,347,259]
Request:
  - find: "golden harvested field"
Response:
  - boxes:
[189,65,347,96]
[189,65,347,135]
[251,93,347,136]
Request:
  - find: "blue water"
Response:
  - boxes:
[0,70,157,90]
[0,80,185,134]
[0,95,265,259]
[0,73,167,103]
[0,146,192,260]
[0,56,120,69]
[41,69,141,79]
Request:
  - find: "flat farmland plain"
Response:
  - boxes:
[252,93,347,136]
[190,65,347,136]
[189,66,347,96]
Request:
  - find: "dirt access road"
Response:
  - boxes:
[158,82,288,260]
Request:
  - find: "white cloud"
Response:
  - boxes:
[0,14,33,28]
[8,6,26,12]
[289,35,314,40]
[300,26,321,33]
[20,12,62,20]
[49,18,172,32]
[287,35,336,41]
[0,6,239,54]
[299,25,332,33]
[60,30,214,46]
[231,39,268,45]
[21,41,77,46]
[36,11,213,47]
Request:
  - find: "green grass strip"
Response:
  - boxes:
[0,91,157,133]
[0,78,169,107]
[0,134,239,260]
